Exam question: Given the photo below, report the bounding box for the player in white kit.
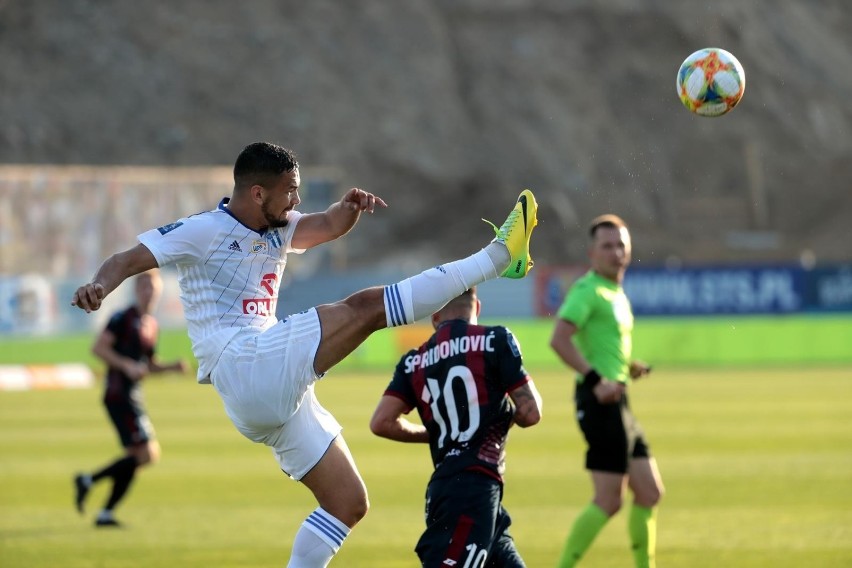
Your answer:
[71,142,538,567]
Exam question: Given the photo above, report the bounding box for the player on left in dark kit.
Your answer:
[74,269,188,527]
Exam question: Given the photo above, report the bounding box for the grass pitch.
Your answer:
[1,362,851,567]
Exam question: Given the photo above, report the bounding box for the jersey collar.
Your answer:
[217,197,270,236]
[435,318,471,331]
[589,270,622,290]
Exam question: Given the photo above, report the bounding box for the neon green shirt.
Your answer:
[557,270,634,383]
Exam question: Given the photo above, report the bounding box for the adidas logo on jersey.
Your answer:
[228,240,242,252]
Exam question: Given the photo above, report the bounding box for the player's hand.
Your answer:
[341,187,388,214]
[629,360,652,379]
[71,283,107,313]
[592,379,625,404]
[123,360,149,381]
[174,360,190,374]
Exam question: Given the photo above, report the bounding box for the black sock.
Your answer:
[92,455,136,483]
[97,456,138,510]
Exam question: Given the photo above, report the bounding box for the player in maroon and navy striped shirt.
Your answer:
[371,287,542,567]
[73,269,188,527]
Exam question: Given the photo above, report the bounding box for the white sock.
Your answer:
[383,243,508,327]
[287,508,350,568]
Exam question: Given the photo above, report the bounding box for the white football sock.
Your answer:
[484,240,511,272]
[384,243,507,327]
[287,508,350,568]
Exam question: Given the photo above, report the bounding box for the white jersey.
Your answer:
[138,198,306,382]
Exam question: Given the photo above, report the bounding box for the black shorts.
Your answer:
[416,471,525,568]
[574,381,650,474]
[105,402,154,448]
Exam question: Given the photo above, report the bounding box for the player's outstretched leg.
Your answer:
[312,190,539,374]
[383,189,539,328]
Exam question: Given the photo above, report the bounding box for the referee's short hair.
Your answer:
[589,214,627,238]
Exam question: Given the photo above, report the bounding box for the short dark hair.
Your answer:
[589,214,627,238]
[233,142,299,190]
[438,287,477,314]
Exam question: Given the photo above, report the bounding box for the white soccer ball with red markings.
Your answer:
[676,47,745,117]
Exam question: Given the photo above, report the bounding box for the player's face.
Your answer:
[260,169,301,228]
[589,226,632,282]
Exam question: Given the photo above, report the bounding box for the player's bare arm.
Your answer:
[292,187,388,250]
[71,244,158,313]
[508,382,543,428]
[369,395,429,443]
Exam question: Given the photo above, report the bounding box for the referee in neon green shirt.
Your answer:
[550,214,663,568]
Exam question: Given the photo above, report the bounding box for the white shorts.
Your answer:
[210,308,342,480]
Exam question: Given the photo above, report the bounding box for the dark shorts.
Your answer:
[575,381,650,474]
[416,471,525,568]
[105,402,154,448]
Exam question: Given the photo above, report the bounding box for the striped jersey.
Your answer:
[137,198,305,382]
[384,319,531,483]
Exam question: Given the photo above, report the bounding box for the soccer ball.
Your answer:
[676,47,745,117]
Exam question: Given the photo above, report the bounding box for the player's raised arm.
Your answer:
[291,187,387,250]
[71,244,158,313]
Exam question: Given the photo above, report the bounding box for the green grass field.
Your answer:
[2,343,852,566]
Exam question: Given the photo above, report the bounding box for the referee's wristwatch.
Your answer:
[583,369,602,387]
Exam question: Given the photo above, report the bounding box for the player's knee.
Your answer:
[648,482,664,506]
[635,483,663,508]
[355,493,370,523]
[147,450,161,466]
[595,494,623,516]
[134,442,160,466]
[340,492,370,527]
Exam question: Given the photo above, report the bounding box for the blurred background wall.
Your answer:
[1,0,850,365]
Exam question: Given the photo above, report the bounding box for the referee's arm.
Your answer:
[550,318,593,376]
[550,318,624,404]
